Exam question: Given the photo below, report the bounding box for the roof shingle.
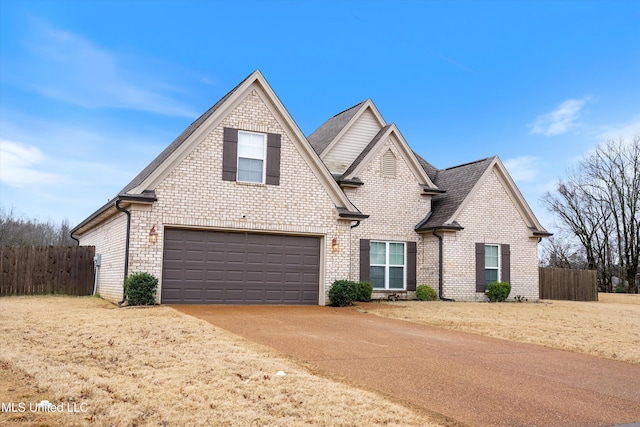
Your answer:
[416,157,495,230]
[307,101,365,155]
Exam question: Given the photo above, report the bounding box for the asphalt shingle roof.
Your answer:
[307,101,365,155]
[120,72,253,194]
[416,157,495,230]
[413,152,439,183]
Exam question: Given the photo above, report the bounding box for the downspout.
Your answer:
[115,199,131,306]
[432,229,454,301]
[348,221,360,281]
[70,233,80,245]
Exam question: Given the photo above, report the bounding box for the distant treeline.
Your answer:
[0,206,76,246]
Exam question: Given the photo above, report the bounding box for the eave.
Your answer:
[71,191,157,237]
[421,186,446,196]
[336,207,370,220]
[335,175,364,188]
[530,227,553,238]
[415,221,464,233]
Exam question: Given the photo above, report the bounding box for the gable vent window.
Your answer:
[382,149,396,177]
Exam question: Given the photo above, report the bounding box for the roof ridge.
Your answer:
[330,100,366,118]
[442,156,494,171]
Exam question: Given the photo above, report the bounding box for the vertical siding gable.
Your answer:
[322,108,383,174]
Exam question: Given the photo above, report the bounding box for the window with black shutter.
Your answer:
[222,127,281,185]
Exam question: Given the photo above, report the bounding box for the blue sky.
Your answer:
[1,0,639,232]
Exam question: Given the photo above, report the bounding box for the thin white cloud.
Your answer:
[8,20,201,118]
[503,156,539,182]
[529,97,591,136]
[596,116,640,142]
[0,139,69,188]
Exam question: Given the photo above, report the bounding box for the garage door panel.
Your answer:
[204,289,223,301]
[226,270,245,282]
[246,271,266,282]
[162,229,320,304]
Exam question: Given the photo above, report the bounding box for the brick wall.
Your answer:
[440,168,540,301]
[79,214,127,303]
[122,88,350,303]
[79,86,539,305]
[344,136,432,296]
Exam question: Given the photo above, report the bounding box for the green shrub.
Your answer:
[486,281,511,302]
[356,281,373,302]
[124,272,158,306]
[415,285,437,301]
[615,286,626,293]
[328,280,358,307]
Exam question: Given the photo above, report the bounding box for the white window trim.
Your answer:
[485,244,500,285]
[237,131,266,184]
[371,241,406,290]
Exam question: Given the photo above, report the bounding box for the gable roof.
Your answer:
[308,99,386,159]
[307,101,365,155]
[340,124,439,190]
[72,70,366,235]
[416,157,494,231]
[341,124,392,177]
[121,74,252,195]
[415,156,550,236]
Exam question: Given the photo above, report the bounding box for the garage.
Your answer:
[161,228,321,304]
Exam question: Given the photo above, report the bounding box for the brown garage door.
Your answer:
[161,229,320,304]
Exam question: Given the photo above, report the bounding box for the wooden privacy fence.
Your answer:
[539,267,598,301]
[0,246,95,296]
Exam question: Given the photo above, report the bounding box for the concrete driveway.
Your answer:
[171,304,640,427]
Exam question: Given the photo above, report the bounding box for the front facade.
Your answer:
[72,71,550,305]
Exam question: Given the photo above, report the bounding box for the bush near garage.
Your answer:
[329,280,358,307]
[124,272,158,306]
[486,281,512,302]
[415,285,437,301]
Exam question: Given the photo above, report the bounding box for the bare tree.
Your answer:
[539,231,587,269]
[0,205,76,246]
[543,136,640,293]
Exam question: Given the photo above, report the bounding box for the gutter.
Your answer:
[114,199,131,306]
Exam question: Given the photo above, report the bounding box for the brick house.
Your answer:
[71,70,551,305]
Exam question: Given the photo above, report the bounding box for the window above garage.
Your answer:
[223,127,281,185]
[237,131,266,183]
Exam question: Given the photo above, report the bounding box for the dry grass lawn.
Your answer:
[361,293,640,365]
[0,296,442,427]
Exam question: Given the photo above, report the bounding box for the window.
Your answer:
[370,241,405,289]
[223,128,281,185]
[237,131,266,183]
[485,244,499,286]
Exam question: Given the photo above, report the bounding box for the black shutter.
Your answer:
[407,242,417,291]
[475,243,485,293]
[222,127,238,181]
[266,133,281,185]
[501,244,511,284]
[360,239,370,282]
